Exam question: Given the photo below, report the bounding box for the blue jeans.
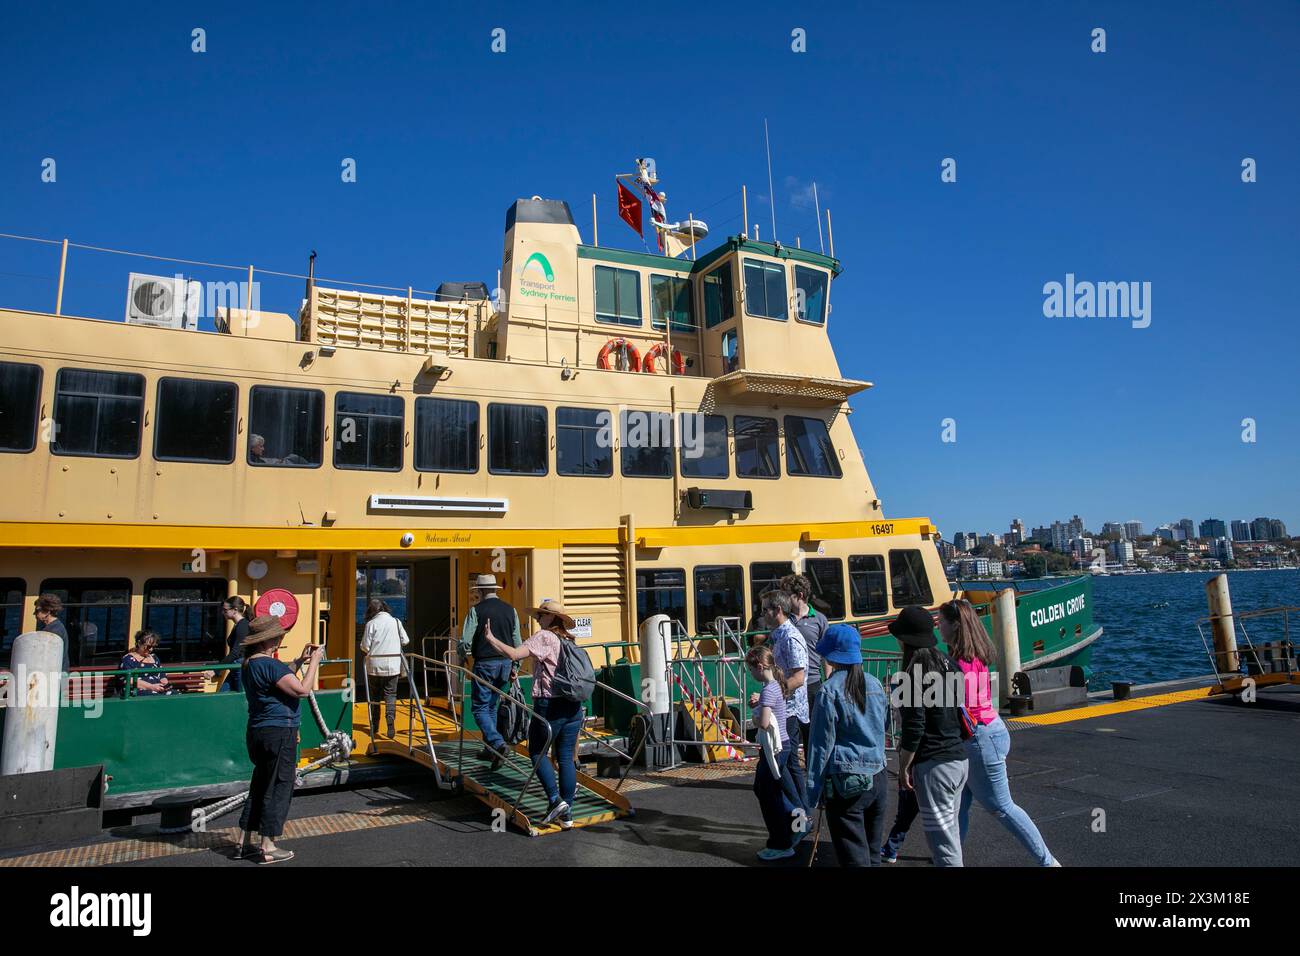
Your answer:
[471,658,513,751]
[883,785,919,858]
[959,717,1054,866]
[529,696,585,807]
[753,745,803,850]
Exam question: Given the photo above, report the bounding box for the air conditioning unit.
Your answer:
[125,273,201,329]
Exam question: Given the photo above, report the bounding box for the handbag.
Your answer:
[497,676,529,745]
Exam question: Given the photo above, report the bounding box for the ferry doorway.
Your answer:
[355,557,453,695]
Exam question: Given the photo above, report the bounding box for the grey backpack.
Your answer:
[551,639,596,703]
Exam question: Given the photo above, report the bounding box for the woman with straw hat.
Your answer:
[484,597,583,829]
[233,614,323,864]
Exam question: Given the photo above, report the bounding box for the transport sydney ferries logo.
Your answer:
[518,251,576,304]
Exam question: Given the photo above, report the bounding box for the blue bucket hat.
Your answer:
[816,623,863,666]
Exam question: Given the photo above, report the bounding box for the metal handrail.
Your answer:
[360,650,446,789]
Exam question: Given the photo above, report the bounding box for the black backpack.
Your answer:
[497,676,528,745]
[551,639,596,703]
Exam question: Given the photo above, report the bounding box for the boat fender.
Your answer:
[597,338,641,372]
[641,343,685,375]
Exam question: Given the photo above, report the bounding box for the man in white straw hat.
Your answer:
[457,573,522,770]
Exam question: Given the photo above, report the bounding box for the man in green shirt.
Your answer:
[457,575,522,769]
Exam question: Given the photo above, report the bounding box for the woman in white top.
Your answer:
[360,599,409,740]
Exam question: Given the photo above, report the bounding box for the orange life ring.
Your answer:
[641,343,686,375]
[597,338,641,372]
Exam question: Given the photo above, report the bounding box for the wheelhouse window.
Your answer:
[38,578,131,668]
[794,265,828,324]
[0,362,41,453]
[694,565,744,635]
[650,274,695,333]
[721,330,739,373]
[785,416,841,478]
[636,568,687,633]
[556,407,613,477]
[414,397,478,473]
[488,403,548,475]
[849,555,888,616]
[702,264,734,329]
[679,413,728,479]
[143,579,227,663]
[52,368,144,459]
[621,409,673,479]
[743,258,787,320]
[805,558,846,620]
[749,561,794,626]
[734,415,779,478]
[248,386,324,467]
[334,392,403,472]
[154,377,238,463]
[594,265,642,326]
[0,579,25,669]
[889,549,934,607]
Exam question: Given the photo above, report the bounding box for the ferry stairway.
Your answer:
[353,655,641,837]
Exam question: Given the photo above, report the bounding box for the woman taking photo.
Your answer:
[484,598,584,829]
[234,614,323,864]
[744,644,803,861]
[804,624,889,866]
[890,605,969,867]
[359,598,410,742]
[941,599,1059,866]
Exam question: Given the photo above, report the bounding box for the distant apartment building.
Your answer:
[1252,517,1273,541]
[953,531,978,551]
[1006,519,1025,547]
[1101,521,1127,539]
[1123,520,1144,540]
[1031,526,1052,545]
[1214,537,1234,563]
[1109,540,1134,564]
[1067,515,1085,538]
[957,557,991,578]
[1199,518,1226,539]
[978,533,1003,550]
[1178,518,1196,541]
[987,560,1004,578]
[1270,518,1288,540]
[1231,520,1252,542]
[1050,522,1070,552]
[1069,537,1094,560]
[936,538,958,561]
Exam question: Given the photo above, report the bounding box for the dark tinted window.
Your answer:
[679,413,728,478]
[143,579,227,663]
[335,392,403,471]
[248,386,324,467]
[414,397,478,473]
[694,565,744,635]
[0,579,25,668]
[703,264,734,329]
[556,407,613,477]
[735,415,779,478]
[488,403,547,475]
[785,416,841,478]
[52,368,144,459]
[849,555,888,616]
[0,362,41,453]
[749,561,794,625]
[721,329,739,373]
[889,549,934,607]
[650,274,694,332]
[39,578,131,667]
[621,409,673,478]
[794,265,828,324]
[743,258,787,320]
[636,568,686,633]
[805,558,845,620]
[154,378,237,463]
[594,265,641,326]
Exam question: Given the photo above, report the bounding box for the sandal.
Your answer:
[258,848,295,865]
[233,842,257,860]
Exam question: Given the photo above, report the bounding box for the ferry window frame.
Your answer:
[702,263,735,330]
[413,396,479,474]
[888,549,934,608]
[593,265,643,327]
[0,578,25,669]
[679,413,729,479]
[333,391,404,473]
[805,557,846,620]
[620,409,674,479]
[749,561,795,626]
[693,565,745,636]
[635,567,687,633]
[734,415,780,479]
[848,554,888,616]
[38,577,132,668]
[556,406,613,478]
[487,402,549,476]
[793,265,829,325]
[153,376,239,465]
[247,385,325,469]
[51,367,145,460]
[742,258,788,321]
[650,273,695,333]
[721,329,739,373]
[0,361,42,454]
[784,415,842,479]
[143,578,228,664]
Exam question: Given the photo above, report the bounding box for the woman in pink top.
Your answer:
[941,599,1059,866]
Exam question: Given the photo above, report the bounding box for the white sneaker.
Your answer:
[542,800,570,825]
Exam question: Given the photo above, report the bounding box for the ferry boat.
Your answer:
[0,160,1099,816]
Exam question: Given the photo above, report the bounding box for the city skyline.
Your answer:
[941,511,1290,541]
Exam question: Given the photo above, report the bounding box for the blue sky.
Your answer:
[2,1,1297,537]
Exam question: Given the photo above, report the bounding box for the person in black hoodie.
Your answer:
[888,605,970,867]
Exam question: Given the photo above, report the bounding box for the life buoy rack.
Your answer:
[597,338,641,372]
[641,343,686,375]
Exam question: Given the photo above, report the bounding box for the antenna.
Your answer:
[813,182,824,255]
[764,119,777,241]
